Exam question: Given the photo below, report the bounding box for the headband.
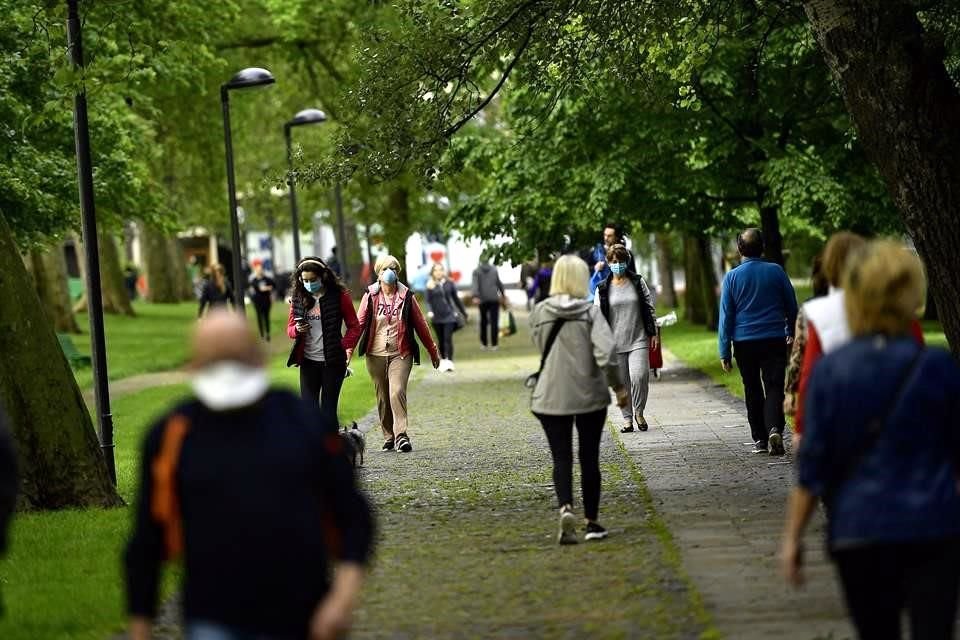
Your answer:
[298,259,326,271]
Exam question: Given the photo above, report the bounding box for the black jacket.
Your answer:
[124,391,374,636]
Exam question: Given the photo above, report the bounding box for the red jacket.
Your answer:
[286,289,361,365]
[345,283,438,364]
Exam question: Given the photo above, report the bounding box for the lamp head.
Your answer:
[224,67,276,90]
[287,108,327,128]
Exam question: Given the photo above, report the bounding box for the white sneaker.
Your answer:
[558,505,578,545]
[446,360,455,372]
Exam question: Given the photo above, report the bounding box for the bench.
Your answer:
[57,333,92,368]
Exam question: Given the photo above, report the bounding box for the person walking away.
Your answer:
[197,263,233,317]
[0,406,17,618]
[783,251,829,423]
[718,228,798,456]
[588,222,637,300]
[594,244,658,433]
[472,254,506,351]
[326,246,343,278]
[125,310,374,640]
[530,255,629,545]
[248,260,275,341]
[791,232,925,451]
[287,257,361,427]
[528,259,554,304]
[781,240,960,640]
[345,255,440,453]
[426,263,467,372]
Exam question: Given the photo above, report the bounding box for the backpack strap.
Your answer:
[151,414,191,561]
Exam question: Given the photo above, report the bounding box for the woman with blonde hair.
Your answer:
[344,255,440,453]
[782,240,960,639]
[530,254,628,544]
[425,262,468,372]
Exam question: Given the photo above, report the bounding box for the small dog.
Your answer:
[340,421,365,468]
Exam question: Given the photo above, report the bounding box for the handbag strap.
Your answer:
[536,319,568,376]
[825,347,925,500]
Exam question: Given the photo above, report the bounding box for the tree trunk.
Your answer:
[142,224,179,303]
[27,245,81,334]
[98,229,135,316]
[805,0,960,357]
[683,233,719,329]
[167,236,193,301]
[385,186,411,276]
[655,232,677,309]
[760,206,785,267]
[0,214,122,509]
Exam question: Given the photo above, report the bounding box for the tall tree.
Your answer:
[804,0,960,358]
[0,214,120,508]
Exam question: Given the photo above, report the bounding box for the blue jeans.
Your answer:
[186,621,294,640]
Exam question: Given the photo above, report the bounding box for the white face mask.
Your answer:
[191,361,269,411]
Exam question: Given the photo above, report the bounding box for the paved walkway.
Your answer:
[621,352,853,640]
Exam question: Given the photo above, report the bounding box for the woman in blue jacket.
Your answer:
[781,240,960,640]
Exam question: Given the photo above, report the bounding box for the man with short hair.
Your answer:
[588,222,637,300]
[125,310,373,640]
[718,228,798,456]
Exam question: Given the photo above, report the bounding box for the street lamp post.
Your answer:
[66,0,115,485]
[284,109,327,264]
[221,67,275,310]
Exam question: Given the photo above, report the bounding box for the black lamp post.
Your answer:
[284,108,326,263]
[66,0,115,485]
[221,67,275,310]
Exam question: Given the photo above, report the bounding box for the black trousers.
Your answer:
[479,301,500,347]
[432,321,455,360]
[733,338,788,443]
[299,358,346,428]
[253,300,271,339]
[534,409,606,521]
[833,540,960,640]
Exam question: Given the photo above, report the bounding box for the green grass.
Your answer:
[663,292,950,400]
[70,301,291,389]
[0,349,376,640]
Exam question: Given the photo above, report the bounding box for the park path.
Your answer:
[620,353,854,640]
[350,328,708,639]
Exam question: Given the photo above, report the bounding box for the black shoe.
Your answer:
[396,434,412,453]
[637,419,649,432]
[381,439,395,452]
[584,521,608,541]
[620,422,634,433]
[769,431,785,456]
[752,440,768,454]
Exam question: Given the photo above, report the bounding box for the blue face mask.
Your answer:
[380,268,398,285]
[610,263,627,276]
[303,279,322,294]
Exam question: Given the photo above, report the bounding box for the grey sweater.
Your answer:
[529,296,622,415]
[472,264,504,303]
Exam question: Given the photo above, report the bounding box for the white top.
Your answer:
[803,288,850,354]
[303,296,325,362]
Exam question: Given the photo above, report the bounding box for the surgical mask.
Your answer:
[191,361,269,411]
[610,263,627,276]
[380,268,398,285]
[303,279,322,294]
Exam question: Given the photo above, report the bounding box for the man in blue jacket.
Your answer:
[718,228,798,456]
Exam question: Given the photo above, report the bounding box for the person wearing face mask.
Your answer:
[594,244,659,433]
[125,310,374,640]
[587,222,636,301]
[287,257,361,428]
[345,255,440,453]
